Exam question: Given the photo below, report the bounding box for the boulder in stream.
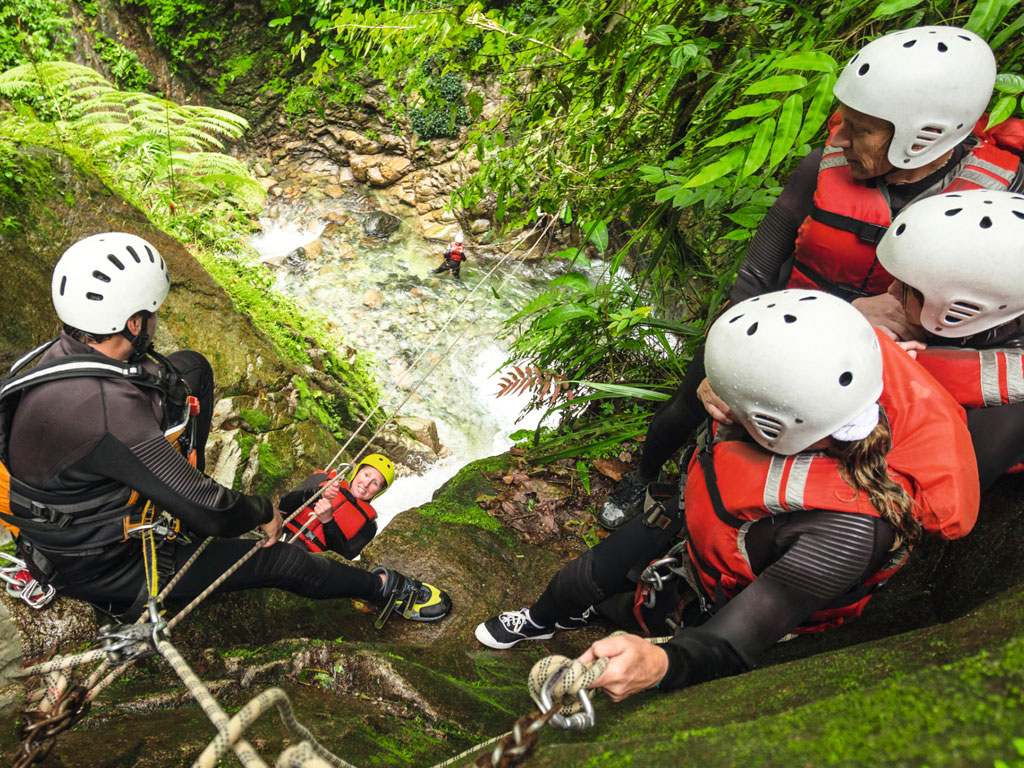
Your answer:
[362,210,401,239]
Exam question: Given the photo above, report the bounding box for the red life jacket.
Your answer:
[284,475,377,554]
[447,242,465,261]
[787,115,1021,299]
[915,347,1024,474]
[684,331,979,633]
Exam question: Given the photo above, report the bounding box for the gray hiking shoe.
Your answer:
[597,471,649,529]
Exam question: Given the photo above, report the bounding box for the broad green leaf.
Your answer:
[655,183,682,203]
[705,124,760,148]
[776,52,837,73]
[683,146,745,188]
[995,73,1024,95]
[576,460,591,494]
[743,75,807,96]
[466,91,484,120]
[536,305,597,330]
[673,187,699,208]
[740,118,775,179]
[700,6,730,22]
[721,228,754,241]
[992,14,1024,50]
[585,219,610,253]
[986,96,1018,130]
[965,0,1019,40]
[550,273,593,293]
[724,212,763,228]
[644,24,675,46]
[723,100,780,120]
[639,165,665,184]
[797,72,837,145]
[870,0,925,17]
[769,94,803,168]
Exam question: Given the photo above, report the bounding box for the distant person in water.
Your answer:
[432,232,466,280]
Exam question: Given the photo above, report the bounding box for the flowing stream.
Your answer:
[250,187,588,527]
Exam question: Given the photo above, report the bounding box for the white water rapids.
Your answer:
[248,188,591,528]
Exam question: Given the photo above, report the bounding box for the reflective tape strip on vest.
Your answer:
[915,348,1024,409]
[788,131,1020,298]
[683,331,979,632]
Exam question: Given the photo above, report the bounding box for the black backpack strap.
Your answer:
[695,420,746,530]
[809,204,888,245]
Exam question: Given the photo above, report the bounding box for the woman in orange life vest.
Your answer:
[476,290,978,700]
[281,453,453,623]
[598,25,1024,531]
[873,189,1024,492]
[431,232,466,280]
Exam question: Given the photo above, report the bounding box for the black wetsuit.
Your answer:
[7,333,380,618]
[529,499,896,690]
[636,144,1024,486]
[432,247,464,279]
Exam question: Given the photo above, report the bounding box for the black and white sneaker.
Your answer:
[597,471,650,530]
[475,608,554,649]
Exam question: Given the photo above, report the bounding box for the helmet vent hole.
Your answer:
[958,34,971,41]
[839,371,853,387]
[895,223,906,235]
[795,418,804,424]
[798,295,817,301]
[160,257,165,270]
[59,276,66,296]
[857,63,870,76]
[783,314,796,323]
[937,42,948,52]
[746,322,759,336]
[850,53,859,64]
[1000,304,1008,310]
[145,246,155,263]
[902,39,916,48]
[1012,211,1024,220]
[728,314,743,323]
[126,246,141,263]
[751,414,783,440]
[86,292,103,301]
[945,302,981,324]
[92,270,111,283]
[767,303,775,308]
[944,208,962,217]
[107,254,125,270]
[980,216,993,229]
[957,123,963,129]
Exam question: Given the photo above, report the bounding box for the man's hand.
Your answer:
[697,377,733,424]
[260,508,283,547]
[852,292,922,341]
[578,634,669,702]
[313,498,333,523]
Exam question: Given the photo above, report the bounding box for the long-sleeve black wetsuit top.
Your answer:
[730,142,1024,305]
[7,333,272,584]
[658,508,897,691]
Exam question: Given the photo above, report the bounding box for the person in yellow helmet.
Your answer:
[280,453,452,624]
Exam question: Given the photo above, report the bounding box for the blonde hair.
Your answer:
[825,409,920,550]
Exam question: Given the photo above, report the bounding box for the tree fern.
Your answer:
[0,61,262,217]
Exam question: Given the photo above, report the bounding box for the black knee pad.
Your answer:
[550,550,605,607]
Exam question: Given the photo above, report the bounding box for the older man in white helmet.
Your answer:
[599,25,1024,530]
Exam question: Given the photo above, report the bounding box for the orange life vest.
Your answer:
[684,331,979,633]
[447,242,465,261]
[284,475,377,554]
[787,115,1021,299]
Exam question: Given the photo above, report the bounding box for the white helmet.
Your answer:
[877,190,1024,337]
[705,290,883,455]
[52,232,169,334]
[455,232,464,244]
[833,26,995,169]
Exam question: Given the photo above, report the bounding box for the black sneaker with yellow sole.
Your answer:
[372,567,452,628]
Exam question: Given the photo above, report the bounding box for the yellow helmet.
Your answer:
[349,453,394,499]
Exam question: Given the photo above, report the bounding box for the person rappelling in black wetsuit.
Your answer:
[431,232,466,279]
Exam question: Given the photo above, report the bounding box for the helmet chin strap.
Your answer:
[121,311,153,362]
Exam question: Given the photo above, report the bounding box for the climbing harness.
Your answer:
[0,551,55,609]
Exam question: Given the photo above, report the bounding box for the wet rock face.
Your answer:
[362,210,401,239]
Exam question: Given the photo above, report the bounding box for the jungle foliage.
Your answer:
[270,0,1024,457]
